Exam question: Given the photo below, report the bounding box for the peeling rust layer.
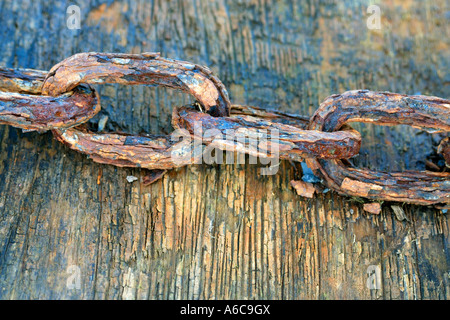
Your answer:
[0,67,46,94]
[230,104,310,128]
[0,67,101,131]
[52,127,204,170]
[309,90,450,205]
[49,105,310,170]
[290,180,316,198]
[438,137,450,168]
[174,105,361,160]
[309,90,450,132]
[42,52,231,117]
[52,104,360,174]
[363,202,382,215]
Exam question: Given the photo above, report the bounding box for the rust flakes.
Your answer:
[290,180,316,198]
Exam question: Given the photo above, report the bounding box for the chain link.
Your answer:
[0,67,100,131]
[41,52,231,117]
[308,90,450,205]
[0,52,448,206]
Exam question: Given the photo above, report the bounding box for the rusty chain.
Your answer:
[0,67,100,131]
[0,52,448,207]
[308,90,450,205]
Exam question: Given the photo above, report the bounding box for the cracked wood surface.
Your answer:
[0,0,449,299]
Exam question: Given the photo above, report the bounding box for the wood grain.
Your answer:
[0,0,448,300]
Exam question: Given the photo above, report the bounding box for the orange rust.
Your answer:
[2,56,448,202]
[309,90,450,205]
[41,52,231,117]
[363,203,382,215]
[0,67,100,131]
[290,180,316,198]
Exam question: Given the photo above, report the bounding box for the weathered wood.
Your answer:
[0,0,449,300]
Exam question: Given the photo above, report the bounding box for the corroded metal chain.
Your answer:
[0,52,448,207]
